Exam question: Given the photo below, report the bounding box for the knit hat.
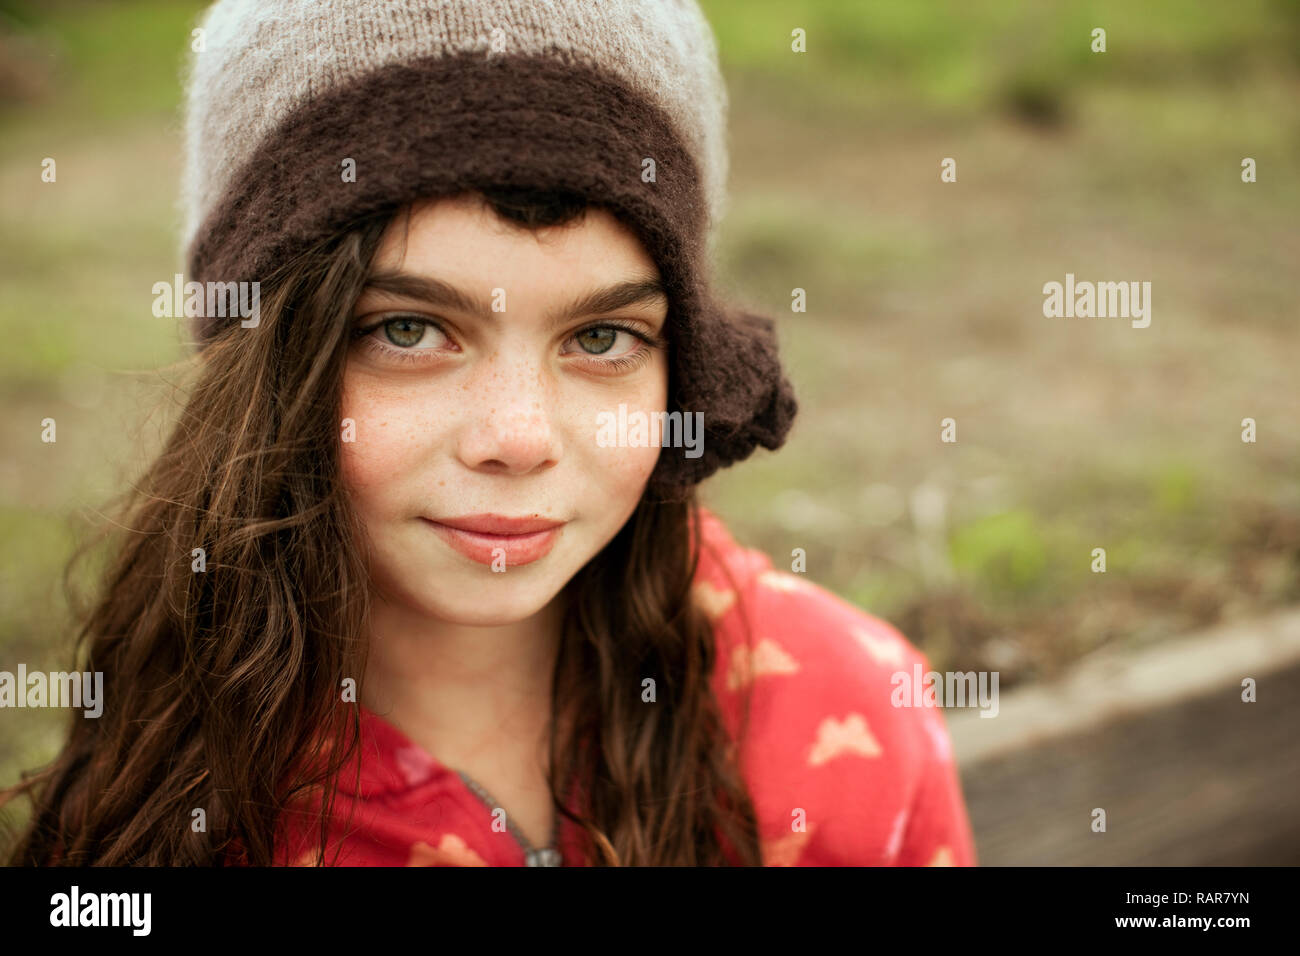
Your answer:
[180,0,796,494]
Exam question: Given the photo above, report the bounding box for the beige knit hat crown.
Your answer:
[181,0,731,272]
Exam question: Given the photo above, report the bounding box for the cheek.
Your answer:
[338,372,434,511]
[590,430,663,488]
[578,362,669,494]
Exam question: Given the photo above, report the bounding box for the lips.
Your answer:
[420,513,565,567]
[433,514,564,535]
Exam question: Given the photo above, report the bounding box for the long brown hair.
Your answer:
[0,188,762,866]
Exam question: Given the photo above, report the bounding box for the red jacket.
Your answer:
[267,508,977,866]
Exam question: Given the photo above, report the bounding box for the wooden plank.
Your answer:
[945,609,1300,865]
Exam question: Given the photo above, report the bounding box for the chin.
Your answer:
[397,569,568,627]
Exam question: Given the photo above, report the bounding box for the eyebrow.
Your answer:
[357,270,669,330]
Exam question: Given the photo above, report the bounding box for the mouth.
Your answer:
[420,514,565,567]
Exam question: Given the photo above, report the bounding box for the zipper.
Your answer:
[456,769,563,867]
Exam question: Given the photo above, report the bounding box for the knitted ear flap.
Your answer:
[645,297,798,498]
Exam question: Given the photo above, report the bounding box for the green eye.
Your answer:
[575,327,617,354]
[383,318,426,347]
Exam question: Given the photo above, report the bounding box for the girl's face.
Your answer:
[340,195,670,626]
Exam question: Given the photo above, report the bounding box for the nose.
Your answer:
[455,353,561,477]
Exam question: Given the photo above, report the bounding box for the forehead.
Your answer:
[372,195,660,286]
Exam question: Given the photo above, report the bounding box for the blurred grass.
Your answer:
[1,0,195,127]
[1,0,1299,794]
[705,0,1300,117]
[698,0,1300,679]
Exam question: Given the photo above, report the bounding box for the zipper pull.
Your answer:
[526,847,563,867]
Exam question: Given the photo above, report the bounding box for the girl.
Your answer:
[1,0,976,867]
